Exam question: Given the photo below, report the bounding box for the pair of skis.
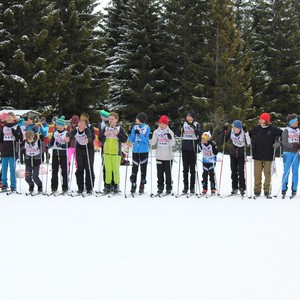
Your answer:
[26,191,43,197]
[150,192,173,198]
[125,192,145,198]
[46,191,68,197]
[95,190,121,198]
[279,193,296,200]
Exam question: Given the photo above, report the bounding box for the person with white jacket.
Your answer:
[150,115,175,194]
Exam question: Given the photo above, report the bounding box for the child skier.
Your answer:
[38,117,50,163]
[25,116,38,134]
[47,115,69,194]
[68,118,94,194]
[80,113,95,186]
[150,115,175,195]
[199,131,218,194]
[224,120,249,196]
[99,112,127,193]
[22,130,43,194]
[66,115,79,172]
[0,112,23,192]
[99,110,110,131]
[98,110,112,189]
[280,113,300,197]
[181,111,201,194]
[128,112,150,194]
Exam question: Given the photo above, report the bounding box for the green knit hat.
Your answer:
[99,110,110,118]
[56,115,66,126]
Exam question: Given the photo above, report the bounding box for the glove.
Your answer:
[11,128,18,136]
[149,132,153,139]
[189,122,195,129]
[166,133,172,139]
[273,142,281,149]
[134,129,139,135]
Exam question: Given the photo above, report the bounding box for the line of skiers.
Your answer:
[0,110,299,197]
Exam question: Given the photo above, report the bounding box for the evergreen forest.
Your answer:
[0,0,299,131]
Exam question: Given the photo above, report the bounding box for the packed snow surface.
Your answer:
[1,152,300,300]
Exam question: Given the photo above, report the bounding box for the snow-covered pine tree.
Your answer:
[102,0,130,114]
[104,0,165,122]
[250,0,300,122]
[201,0,253,121]
[52,0,107,117]
[0,0,62,108]
[162,0,210,123]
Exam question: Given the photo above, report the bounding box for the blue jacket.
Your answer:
[39,122,49,138]
[26,123,38,134]
[129,123,150,153]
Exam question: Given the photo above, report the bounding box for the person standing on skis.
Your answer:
[223,120,249,196]
[280,113,300,197]
[249,112,282,198]
[181,111,201,194]
[128,112,150,194]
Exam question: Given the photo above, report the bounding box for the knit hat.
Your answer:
[100,110,110,118]
[0,112,7,121]
[136,112,147,123]
[56,115,66,127]
[287,113,298,126]
[232,120,242,129]
[202,131,212,141]
[187,110,196,119]
[158,115,168,125]
[259,112,270,122]
[71,115,79,125]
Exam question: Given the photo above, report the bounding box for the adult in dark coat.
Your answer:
[249,112,282,197]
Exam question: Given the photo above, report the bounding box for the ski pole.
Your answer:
[176,129,183,197]
[249,143,253,199]
[85,144,94,194]
[124,145,130,197]
[17,141,22,194]
[218,128,227,195]
[268,146,277,196]
[97,150,104,193]
[149,141,153,196]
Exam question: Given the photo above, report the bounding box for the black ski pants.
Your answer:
[75,147,94,192]
[230,155,246,190]
[156,159,173,192]
[130,152,148,184]
[182,150,197,189]
[51,154,68,191]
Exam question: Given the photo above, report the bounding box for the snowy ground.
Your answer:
[1,151,300,300]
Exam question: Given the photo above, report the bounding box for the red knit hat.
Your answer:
[71,115,79,125]
[158,115,168,125]
[259,112,271,122]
